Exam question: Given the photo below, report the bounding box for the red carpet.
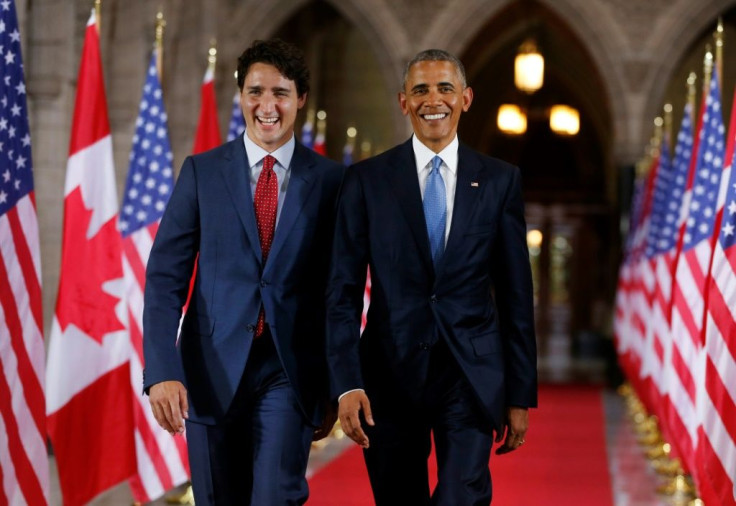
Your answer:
[308,384,613,505]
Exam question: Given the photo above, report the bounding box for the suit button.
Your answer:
[260,280,267,287]
[246,324,255,332]
[419,342,430,350]
[430,295,438,303]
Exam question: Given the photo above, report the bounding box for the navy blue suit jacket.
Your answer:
[143,137,343,426]
[326,139,537,431]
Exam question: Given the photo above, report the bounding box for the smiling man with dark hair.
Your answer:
[327,48,538,505]
[144,39,341,505]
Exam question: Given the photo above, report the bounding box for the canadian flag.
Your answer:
[192,63,222,154]
[45,11,136,505]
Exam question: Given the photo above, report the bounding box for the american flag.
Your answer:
[669,69,725,475]
[0,1,48,504]
[614,176,646,381]
[120,50,190,502]
[227,91,245,141]
[700,81,736,505]
[301,110,314,148]
[650,104,696,453]
[638,137,672,415]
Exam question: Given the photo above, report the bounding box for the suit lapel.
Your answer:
[437,144,484,277]
[386,140,434,276]
[265,143,317,273]
[220,139,263,264]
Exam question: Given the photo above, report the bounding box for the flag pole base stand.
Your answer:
[651,456,683,476]
[656,474,696,499]
[166,484,194,504]
[687,499,705,506]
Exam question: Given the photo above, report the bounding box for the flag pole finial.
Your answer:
[714,18,724,89]
[208,39,217,72]
[687,71,697,122]
[703,44,714,95]
[663,103,673,146]
[94,0,102,35]
[155,10,165,79]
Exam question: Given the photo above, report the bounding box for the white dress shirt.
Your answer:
[243,130,294,226]
[413,134,458,244]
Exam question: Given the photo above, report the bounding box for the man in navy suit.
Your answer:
[143,39,341,505]
[327,49,537,505]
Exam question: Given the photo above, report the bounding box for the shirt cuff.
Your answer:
[338,388,365,402]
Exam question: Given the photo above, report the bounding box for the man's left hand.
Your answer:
[495,406,529,455]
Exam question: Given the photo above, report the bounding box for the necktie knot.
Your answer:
[262,154,276,172]
[431,155,442,173]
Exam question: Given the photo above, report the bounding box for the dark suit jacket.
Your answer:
[326,138,537,431]
[143,138,343,426]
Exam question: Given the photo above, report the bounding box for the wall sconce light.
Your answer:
[497,104,527,135]
[514,39,544,93]
[549,105,580,135]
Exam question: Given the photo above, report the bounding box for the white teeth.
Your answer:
[259,117,278,124]
[423,113,446,120]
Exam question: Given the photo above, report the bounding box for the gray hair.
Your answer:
[401,49,468,90]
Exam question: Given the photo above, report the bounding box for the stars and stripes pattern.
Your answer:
[227,91,245,141]
[638,137,671,415]
[120,49,190,503]
[700,80,736,504]
[0,1,49,504]
[669,69,725,474]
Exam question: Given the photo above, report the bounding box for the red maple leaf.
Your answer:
[55,187,125,343]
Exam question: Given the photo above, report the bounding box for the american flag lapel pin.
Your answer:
[471,182,479,187]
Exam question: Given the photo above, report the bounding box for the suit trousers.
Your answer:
[185,331,313,505]
[363,340,495,506]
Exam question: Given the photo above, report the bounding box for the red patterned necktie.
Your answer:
[253,154,278,337]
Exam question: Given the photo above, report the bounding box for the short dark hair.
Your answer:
[236,39,310,97]
[402,49,468,90]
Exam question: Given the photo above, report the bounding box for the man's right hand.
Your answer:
[338,390,374,448]
[149,381,188,435]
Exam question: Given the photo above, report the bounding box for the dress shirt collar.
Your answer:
[243,129,295,170]
[412,134,459,175]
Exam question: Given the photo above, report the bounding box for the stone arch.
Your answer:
[419,0,630,164]
[226,0,410,141]
[641,0,736,138]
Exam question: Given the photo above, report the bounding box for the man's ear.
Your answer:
[462,87,473,112]
[398,92,409,116]
[297,93,307,110]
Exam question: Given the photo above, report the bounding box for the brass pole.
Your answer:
[664,103,673,148]
[155,10,166,80]
[687,72,697,124]
[94,0,101,36]
[715,18,724,89]
[704,44,714,98]
[208,39,217,74]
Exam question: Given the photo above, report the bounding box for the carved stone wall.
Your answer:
[21,0,736,334]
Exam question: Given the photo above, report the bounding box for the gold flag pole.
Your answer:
[715,18,724,89]
[663,103,673,148]
[687,72,697,124]
[208,39,217,74]
[704,44,714,97]
[94,0,101,35]
[155,10,165,80]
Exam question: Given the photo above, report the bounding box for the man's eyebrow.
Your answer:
[410,83,429,92]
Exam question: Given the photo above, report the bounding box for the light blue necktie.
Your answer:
[423,155,446,267]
